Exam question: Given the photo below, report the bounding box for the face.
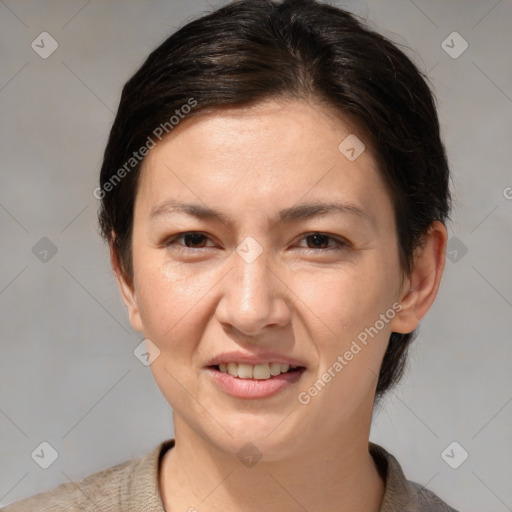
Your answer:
[117,98,417,460]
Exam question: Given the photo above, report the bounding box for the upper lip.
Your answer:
[206,351,307,368]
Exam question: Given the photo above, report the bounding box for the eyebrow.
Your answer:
[149,199,370,226]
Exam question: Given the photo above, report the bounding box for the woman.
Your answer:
[3,0,459,510]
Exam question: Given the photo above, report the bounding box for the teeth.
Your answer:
[270,362,282,376]
[237,363,253,379]
[227,362,238,377]
[253,364,270,379]
[216,362,298,379]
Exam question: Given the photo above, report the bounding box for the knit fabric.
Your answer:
[2,440,459,511]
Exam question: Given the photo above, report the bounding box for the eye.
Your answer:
[162,231,350,252]
[164,232,215,249]
[297,232,350,251]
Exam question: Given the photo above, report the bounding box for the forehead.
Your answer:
[135,98,393,229]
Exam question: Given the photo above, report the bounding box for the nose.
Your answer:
[215,248,291,337]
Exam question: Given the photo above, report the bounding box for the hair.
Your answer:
[98,0,451,403]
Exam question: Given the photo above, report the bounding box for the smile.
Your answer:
[215,362,300,379]
[207,364,306,399]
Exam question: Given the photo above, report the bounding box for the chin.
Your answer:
[196,414,304,462]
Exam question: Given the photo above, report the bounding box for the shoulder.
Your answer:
[1,457,138,512]
[407,480,461,512]
[1,440,173,512]
[369,442,461,512]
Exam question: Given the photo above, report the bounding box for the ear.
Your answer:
[390,221,448,334]
[110,241,144,333]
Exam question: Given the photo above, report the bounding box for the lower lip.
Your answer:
[206,367,306,399]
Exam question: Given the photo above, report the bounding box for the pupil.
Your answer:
[185,234,206,248]
[308,234,328,248]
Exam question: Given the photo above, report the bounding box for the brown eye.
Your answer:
[182,233,208,248]
[305,233,331,249]
[164,232,214,249]
[299,233,349,251]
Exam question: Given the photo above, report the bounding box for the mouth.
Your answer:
[209,362,305,380]
[206,362,306,399]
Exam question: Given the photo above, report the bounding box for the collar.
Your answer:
[128,439,440,512]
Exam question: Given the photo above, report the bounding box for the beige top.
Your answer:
[2,439,459,511]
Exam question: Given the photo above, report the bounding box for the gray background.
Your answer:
[1,0,511,510]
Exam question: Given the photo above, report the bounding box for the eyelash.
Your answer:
[163,232,350,252]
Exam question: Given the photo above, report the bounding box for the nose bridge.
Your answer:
[237,249,272,303]
[218,240,289,334]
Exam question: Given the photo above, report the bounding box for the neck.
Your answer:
[159,406,385,512]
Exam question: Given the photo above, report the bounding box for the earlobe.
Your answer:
[110,243,144,333]
[390,221,448,334]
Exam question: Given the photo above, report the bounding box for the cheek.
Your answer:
[291,258,399,338]
[134,258,214,351]
[289,255,399,399]
[292,268,394,425]
[134,261,217,404]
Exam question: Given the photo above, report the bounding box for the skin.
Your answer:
[113,98,447,512]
